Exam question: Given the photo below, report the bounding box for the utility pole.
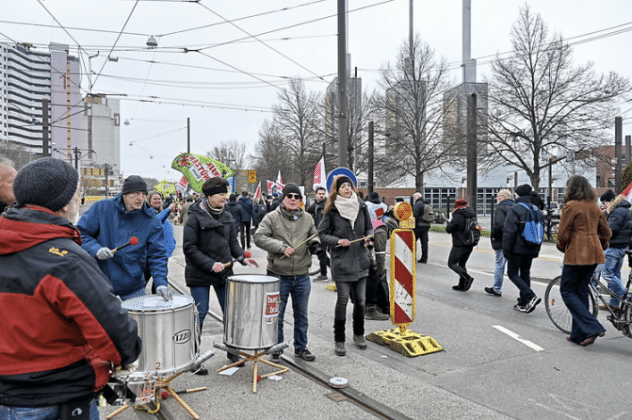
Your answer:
[187,117,191,154]
[42,98,49,157]
[104,163,109,197]
[74,147,80,170]
[466,94,477,214]
[368,121,374,194]
[337,0,348,168]
[615,116,622,192]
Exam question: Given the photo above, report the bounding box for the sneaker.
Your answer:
[484,287,502,297]
[525,296,542,314]
[313,275,328,282]
[294,347,316,362]
[418,259,427,264]
[193,365,209,376]
[353,335,367,349]
[335,341,346,356]
[365,305,389,320]
[513,303,527,312]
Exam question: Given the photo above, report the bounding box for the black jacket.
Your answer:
[318,200,373,282]
[183,202,244,287]
[307,199,326,229]
[490,198,515,250]
[502,196,543,257]
[445,207,477,247]
[606,200,632,248]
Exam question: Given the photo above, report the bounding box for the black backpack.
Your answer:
[458,216,481,247]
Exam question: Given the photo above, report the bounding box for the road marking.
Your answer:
[493,325,544,351]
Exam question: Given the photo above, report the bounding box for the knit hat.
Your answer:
[600,189,616,202]
[13,157,79,211]
[334,175,352,192]
[454,199,468,208]
[369,191,379,202]
[282,183,302,200]
[514,184,532,197]
[229,193,237,202]
[121,175,148,195]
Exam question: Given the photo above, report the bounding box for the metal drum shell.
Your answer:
[122,294,196,376]
[224,275,280,350]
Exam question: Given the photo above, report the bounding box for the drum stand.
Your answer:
[216,348,289,393]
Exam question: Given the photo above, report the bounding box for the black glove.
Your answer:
[308,241,320,255]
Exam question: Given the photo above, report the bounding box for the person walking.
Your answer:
[412,192,431,263]
[502,184,544,313]
[485,189,515,297]
[77,175,173,302]
[0,158,141,420]
[595,190,631,311]
[237,191,254,249]
[255,184,321,362]
[557,175,611,345]
[445,199,476,291]
[307,186,330,281]
[226,193,242,237]
[318,175,373,356]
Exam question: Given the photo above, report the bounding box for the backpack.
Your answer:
[421,204,434,223]
[459,216,481,247]
[518,202,544,245]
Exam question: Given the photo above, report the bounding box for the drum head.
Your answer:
[122,294,194,311]
[228,274,279,284]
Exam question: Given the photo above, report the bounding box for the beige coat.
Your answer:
[556,199,611,265]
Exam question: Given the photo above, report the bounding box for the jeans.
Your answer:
[0,400,98,420]
[506,254,535,305]
[493,249,507,293]
[190,284,226,326]
[334,278,367,341]
[597,246,628,307]
[560,264,605,344]
[277,274,311,352]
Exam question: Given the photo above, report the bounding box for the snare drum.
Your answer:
[122,294,197,376]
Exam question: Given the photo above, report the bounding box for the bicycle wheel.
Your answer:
[544,275,598,334]
[624,301,632,338]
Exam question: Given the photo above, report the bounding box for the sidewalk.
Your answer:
[99,225,511,420]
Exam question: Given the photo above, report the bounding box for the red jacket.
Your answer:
[0,205,141,407]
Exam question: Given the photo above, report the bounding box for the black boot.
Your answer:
[462,273,474,291]
[452,276,465,291]
[334,319,346,356]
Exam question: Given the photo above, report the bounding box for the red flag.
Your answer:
[313,156,326,190]
[253,182,262,202]
[267,180,274,195]
[176,175,188,196]
[622,181,632,203]
[275,171,285,191]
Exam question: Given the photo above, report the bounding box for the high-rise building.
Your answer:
[0,42,84,163]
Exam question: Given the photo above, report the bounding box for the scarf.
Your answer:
[202,200,223,219]
[334,191,360,225]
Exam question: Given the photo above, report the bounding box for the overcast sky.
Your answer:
[3,0,632,181]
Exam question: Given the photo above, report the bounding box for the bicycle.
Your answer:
[544,252,632,338]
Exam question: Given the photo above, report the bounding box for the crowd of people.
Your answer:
[1,156,629,418]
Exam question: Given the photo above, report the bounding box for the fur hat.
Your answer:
[13,157,79,211]
[514,184,532,197]
[282,183,302,200]
[600,189,616,202]
[121,175,148,195]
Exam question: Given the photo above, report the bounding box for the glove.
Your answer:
[308,241,319,255]
[236,256,247,266]
[156,285,173,301]
[96,247,114,260]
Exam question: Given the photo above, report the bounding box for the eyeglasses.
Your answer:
[286,194,301,200]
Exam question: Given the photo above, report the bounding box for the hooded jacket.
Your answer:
[77,195,169,298]
[605,197,632,248]
[0,206,141,407]
[490,198,515,250]
[445,206,477,247]
[502,195,543,257]
[183,201,244,287]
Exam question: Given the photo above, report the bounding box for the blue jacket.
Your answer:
[237,196,255,223]
[77,195,169,298]
[155,207,176,257]
[606,199,632,248]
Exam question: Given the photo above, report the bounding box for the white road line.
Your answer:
[493,325,544,352]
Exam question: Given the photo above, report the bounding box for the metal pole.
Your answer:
[337,0,348,168]
[42,98,49,157]
[615,116,622,192]
[187,118,191,154]
[104,163,109,197]
[466,94,477,216]
[368,121,374,194]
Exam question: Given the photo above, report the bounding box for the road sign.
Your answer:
[247,170,257,183]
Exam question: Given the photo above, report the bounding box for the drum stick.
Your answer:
[280,234,317,258]
[175,387,208,395]
[221,251,252,269]
[335,235,372,247]
[112,237,139,254]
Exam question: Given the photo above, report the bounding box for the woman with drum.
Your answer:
[318,172,373,357]
[183,177,257,372]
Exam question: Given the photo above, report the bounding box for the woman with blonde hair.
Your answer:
[556,175,611,346]
[318,175,373,356]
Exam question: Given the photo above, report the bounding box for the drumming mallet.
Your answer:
[335,235,373,247]
[223,251,251,268]
[112,236,139,254]
[280,234,317,258]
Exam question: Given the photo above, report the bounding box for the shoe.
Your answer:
[193,365,209,376]
[227,353,242,364]
[484,287,502,297]
[598,303,619,312]
[525,296,542,314]
[580,331,605,346]
[513,303,527,312]
[462,276,474,292]
[418,259,427,264]
[365,305,389,320]
[353,335,367,349]
[294,347,316,362]
[452,285,464,291]
[335,341,346,356]
[313,275,328,282]
[271,352,282,362]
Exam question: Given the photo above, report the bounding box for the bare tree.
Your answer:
[207,140,247,173]
[485,5,630,189]
[379,35,456,191]
[252,119,292,190]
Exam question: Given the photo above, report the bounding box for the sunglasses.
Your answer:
[286,193,301,200]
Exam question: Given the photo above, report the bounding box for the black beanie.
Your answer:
[600,189,616,202]
[282,183,302,200]
[334,175,352,192]
[514,184,532,197]
[13,157,79,211]
[121,175,148,195]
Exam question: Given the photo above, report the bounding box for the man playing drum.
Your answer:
[0,158,141,420]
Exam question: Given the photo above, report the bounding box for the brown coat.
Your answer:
[556,199,611,265]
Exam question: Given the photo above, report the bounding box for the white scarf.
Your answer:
[334,191,359,225]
